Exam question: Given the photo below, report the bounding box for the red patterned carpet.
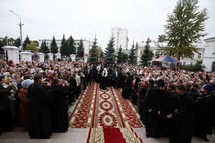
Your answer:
[69,82,143,142]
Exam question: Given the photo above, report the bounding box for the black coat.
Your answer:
[193,94,215,140]
[28,83,53,139]
[121,75,132,99]
[171,93,194,143]
[51,86,68,132]
[0,85,13,134]
[144,87,169,137]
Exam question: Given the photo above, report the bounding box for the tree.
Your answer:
[157,34,167,42]
[13,38,20,48]
[77,39,84,58]
[88,37,99,63]
[121,52,128,63]
[162,0,208,61]
[23,36,31,50]
[32,40,39,47]
[140,38,154,66]
[40,40,49,54]
[128,41,137,65]
[96,46,104,61]
[60,34,69,56]
[50,36,58,54]
[3,36,15,46]
[26,41,39,52]
[117,46,123,64]
[104,37,115,64]
[66,35,75,55]
[0,40,4,49]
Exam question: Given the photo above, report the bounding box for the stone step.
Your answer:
[1,127,215,143]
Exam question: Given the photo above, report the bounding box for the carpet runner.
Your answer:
[69,82,143,142]
[87,127,143,143]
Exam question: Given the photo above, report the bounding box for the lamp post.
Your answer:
[9,10,23,51]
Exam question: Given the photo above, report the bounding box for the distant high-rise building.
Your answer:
[111,27,128,50]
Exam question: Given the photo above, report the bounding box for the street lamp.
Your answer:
[9,10,23,51]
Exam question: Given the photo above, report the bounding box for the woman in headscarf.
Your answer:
[18,79,34,131]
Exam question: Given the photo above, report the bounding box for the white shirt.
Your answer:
[102,68,108,77]
[75,74,81,86]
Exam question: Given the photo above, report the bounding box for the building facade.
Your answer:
[38,39,91,56]
[136,41,205,66]
[111,27,128,50]
[202,37,215,72]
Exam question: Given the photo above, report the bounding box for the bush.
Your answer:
[180,61,204,72]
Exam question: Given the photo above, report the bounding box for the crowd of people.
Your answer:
[0,59,215,142]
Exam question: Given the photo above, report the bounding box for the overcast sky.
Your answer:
[0,0,214,48]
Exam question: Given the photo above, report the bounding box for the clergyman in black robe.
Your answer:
[50,78,68,132]
[28,74,53,139]
[144,79,169,137]
[193,84,215,141]
[167,84,194,143]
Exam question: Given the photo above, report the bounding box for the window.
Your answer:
[198,53,201,59]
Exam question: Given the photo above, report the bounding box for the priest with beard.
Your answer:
[193,84,215,142]
[99,67,108,90]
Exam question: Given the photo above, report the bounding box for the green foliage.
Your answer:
[180,61,204,71]
[60,34,69,56]
[157,35,167,42]
[26,41,39,52]
[14,38,20,48]
[50,36,58,54]
[117,46,123,63]
[2,36,16,46]
[128,42,137,65]
[96,46,104,61]
[77,39,84,58]
[32,40,39,47]
[140,38,154,66]
[104,37,116,64]
[23,36,31,50]
[121,52,128,63]
[39,40,49,54]
[163,0,208,61]
[88,37,99,63]
[66,35,75,55]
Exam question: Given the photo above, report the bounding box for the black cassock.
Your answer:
[193,94,215,141]
[0,85,13,134]
[28,83,53,139]
[170,93,194,143]
[121,75,132,99]
[144,88,169,137]
[51,86,68,132]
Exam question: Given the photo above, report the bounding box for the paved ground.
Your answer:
[1,89,215,143]
[0,127,215,143]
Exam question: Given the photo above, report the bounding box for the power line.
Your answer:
[0,17,17,26]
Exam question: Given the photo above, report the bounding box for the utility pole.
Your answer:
[9,10,23,51]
